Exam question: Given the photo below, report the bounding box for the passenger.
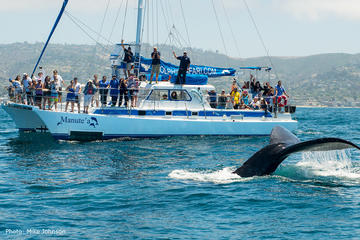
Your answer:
[49,79,59,111]
[250,97,261,110]
[162,94,168,100]
[233,88,241,109]
[83,79,96,114]
[132,78,140,107]
[34,79,43,109]
[119,78,128,107]
[127,74,138,107]
[65,80,75,112]
[92,74,100,107]
[250,77,256,98]
[37,71,45,84]
[22,73,33,105]
[99,76,109,107]
[217,90,228,109]
[7,79,15,101]
[239,99,251,110]
[43,76,51,110]
[109,75,119,107]
[241,90,249,105]
[74,77,82,113]
[121,40,134,78]
[51,70,65,103]
[150,47,161,84]
[231,80,237,92]
[31,77,37,105]
[275,80,289,98]
[253,81,263,97]
[208,89,217,108]
[173,51,190,84]
[262,82,270,96]
[13,75,23,103]
[171,91,178,100]
[242,81,249,89]
[260,98,268,112]
[274,80,289,112]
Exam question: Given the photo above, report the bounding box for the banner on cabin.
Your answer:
[139,57,235,78]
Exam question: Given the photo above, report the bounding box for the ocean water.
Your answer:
[1,107,360,239]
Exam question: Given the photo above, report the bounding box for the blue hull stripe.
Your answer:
[93,109,272,118]
[52,133,269,141]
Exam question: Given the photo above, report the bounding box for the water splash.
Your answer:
[296,150,360,179]
[169,167,250,184]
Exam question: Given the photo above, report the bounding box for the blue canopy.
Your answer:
[140,57,235,78]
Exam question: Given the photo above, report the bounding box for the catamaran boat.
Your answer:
[1,0,297,141]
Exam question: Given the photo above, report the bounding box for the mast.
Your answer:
[134,0,144,75]
[31,0,69,76]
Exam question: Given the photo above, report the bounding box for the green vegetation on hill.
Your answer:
[1,42,360,107]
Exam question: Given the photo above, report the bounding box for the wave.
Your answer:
[168,167,252,184]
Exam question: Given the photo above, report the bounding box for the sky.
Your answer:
[0,0,360,58]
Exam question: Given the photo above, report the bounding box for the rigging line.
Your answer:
[108,0,125,42]
[65,12,112,52]
[165,0,175,28]
[151,0,154,45]
[159,0,172,42]
[211,0,229,58]
[65,11,114,45]
[156,0,159,46]
[179,0,192,48]
[140,0,147,56]
[97,0,111,44]
[243,0,280,81]
[220,0,241,57]
[121,0,129,41]
[172,26,189,47]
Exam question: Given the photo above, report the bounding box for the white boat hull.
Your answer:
[1,103,48,132]
[34,108,297,140]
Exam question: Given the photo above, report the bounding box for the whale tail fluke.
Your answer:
[234,126,360,178]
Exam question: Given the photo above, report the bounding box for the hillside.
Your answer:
[1,42,360,107]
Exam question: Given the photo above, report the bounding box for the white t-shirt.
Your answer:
[51,74,64,88]
[74,82,81,96]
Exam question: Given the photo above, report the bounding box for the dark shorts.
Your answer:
[75,96,79,103]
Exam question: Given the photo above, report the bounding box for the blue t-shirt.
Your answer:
[109,79,119,96]
[276,85,285,96]
[208,91,217,103]
[99,80,109,89]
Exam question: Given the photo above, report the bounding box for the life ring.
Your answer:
[277,95,287,107]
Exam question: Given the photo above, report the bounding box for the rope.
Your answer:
[156,0,159,46]
[220,0,241,57]
[64,12,112,52]
[108,0,124,42]
[211,0,229,58]
[179,0,192,48]
[243,0,280,82]
[121,0,129,41]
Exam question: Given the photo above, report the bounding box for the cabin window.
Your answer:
[147,90,191,101]
[148,90,169,101]
[170,90,191,101]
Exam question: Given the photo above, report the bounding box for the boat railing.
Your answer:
[3,86,150,112]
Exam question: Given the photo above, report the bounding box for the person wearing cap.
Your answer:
[217,90,228,109]
[173,51,191,84]
[83,79,96,114]
[109,75,120,107]
[150,47,161,84]
[121,40,134,78]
